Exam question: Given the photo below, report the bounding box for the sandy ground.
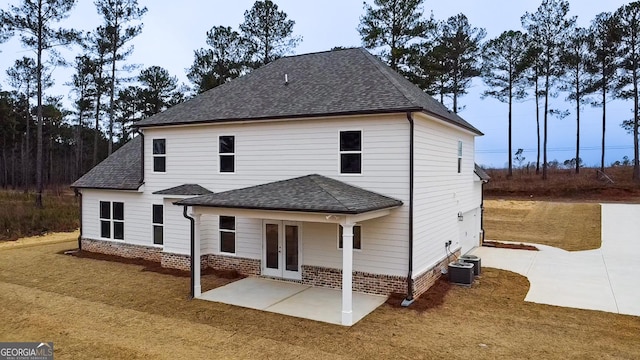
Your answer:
[0,230,79,250]
[484,200,601,251]
[0,235,638,359]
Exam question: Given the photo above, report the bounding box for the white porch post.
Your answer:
[193,213,202,297]
[341,222,354,326]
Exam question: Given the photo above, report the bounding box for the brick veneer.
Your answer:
[206,254,261,276]
[302,265,406,296]
[81,238,161,262]
[412,250,461,297]
[161,252,208,271]
[80,238,458,297]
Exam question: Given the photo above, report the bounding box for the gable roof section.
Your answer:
[135,48,482,135]
[175,174,403,214]
[153,184,213,196]
[71,136,142,190]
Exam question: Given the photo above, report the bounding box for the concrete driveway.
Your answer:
[471,203,640,316]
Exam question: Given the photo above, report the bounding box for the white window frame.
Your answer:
[152,138,166,173]
[339,129,362,175]
[152,204,163,246]
[337,224,362,251]
[219,215,236,254]
[218,135,236,174]
[100,201,124,241]
[457,140,463,174]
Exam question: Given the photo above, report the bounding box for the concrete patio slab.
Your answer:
[198,277,309,310]
[198,277,387,326]
[470,203,640,317]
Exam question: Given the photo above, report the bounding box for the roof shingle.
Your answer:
[175,174,403,214]
[153,184,213,196]
[134,48,482,135]
[71,136,142,190]
[474,164,491,181]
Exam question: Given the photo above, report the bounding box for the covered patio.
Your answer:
[199,277,387,325]
[175,174,403,326]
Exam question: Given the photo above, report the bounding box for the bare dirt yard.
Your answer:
[484,200,601,251]
[0,234,639,359]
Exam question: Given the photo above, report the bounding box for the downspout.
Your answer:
[480,179,487,242]
[402,112,415,306]
[183,205,195,299]
[74,188,82,251]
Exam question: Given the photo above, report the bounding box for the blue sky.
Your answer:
[0,0,634,168]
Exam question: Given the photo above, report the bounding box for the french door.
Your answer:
[262,220,302,280]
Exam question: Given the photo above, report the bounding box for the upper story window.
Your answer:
[152,204,163,245]
[219,136,235,173]
[340,130,361,174]
[100,201,124,240]
[153,139,166,172]
[457,141,463,174]
[338,225,362,250]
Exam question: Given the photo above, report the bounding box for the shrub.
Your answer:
[0,190,79,241]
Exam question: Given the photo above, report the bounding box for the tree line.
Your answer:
[0,0,300,206]
[1,0,639,209]
[358,0,640,182]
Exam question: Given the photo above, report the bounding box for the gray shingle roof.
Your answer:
[474,164,490,181]
[135,48,482,135]
[175,174,403,214]
[153,184,213,196]
[71,136,142,190]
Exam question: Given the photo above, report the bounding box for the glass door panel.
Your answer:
[265,223,279,270]
[285,225,299,272]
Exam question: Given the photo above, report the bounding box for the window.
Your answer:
[457,141,463,174]
[219,136,235,173]
[100,201,124,240]
[340,131,361,174]
[153,139,166,172]
[219,216,236,253]
[100,201,111,238]
[152,204,163,245]
[338,225,362,250]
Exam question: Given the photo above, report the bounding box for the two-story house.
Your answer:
[71,48,487,326]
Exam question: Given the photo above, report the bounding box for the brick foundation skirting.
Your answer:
[412,250,461,297]
[206,254,261,276]
[80,238,459,297]
[161,252,208,271]
[301,265,406,296]
[81,238,162,262]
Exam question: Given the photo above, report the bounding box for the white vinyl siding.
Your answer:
[83,191,147,246]
[412,112,481,276]
[142,114,410,276]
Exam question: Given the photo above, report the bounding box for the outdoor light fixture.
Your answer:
[457,211,464,222]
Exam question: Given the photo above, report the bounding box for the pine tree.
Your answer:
[358,0,429,72]
[615,2,640,181]
[560,27,592,174]
[94,0,147,155]
[0,0,79,207]
[588,12,620,173]
[187,26,245,93]
[438,14,486,113]
[240,0,301,67]
[522,0,576,180]
[6,57,37,190]
[481,30,529,178]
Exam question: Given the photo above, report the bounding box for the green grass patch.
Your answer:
[0,190,79,241]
